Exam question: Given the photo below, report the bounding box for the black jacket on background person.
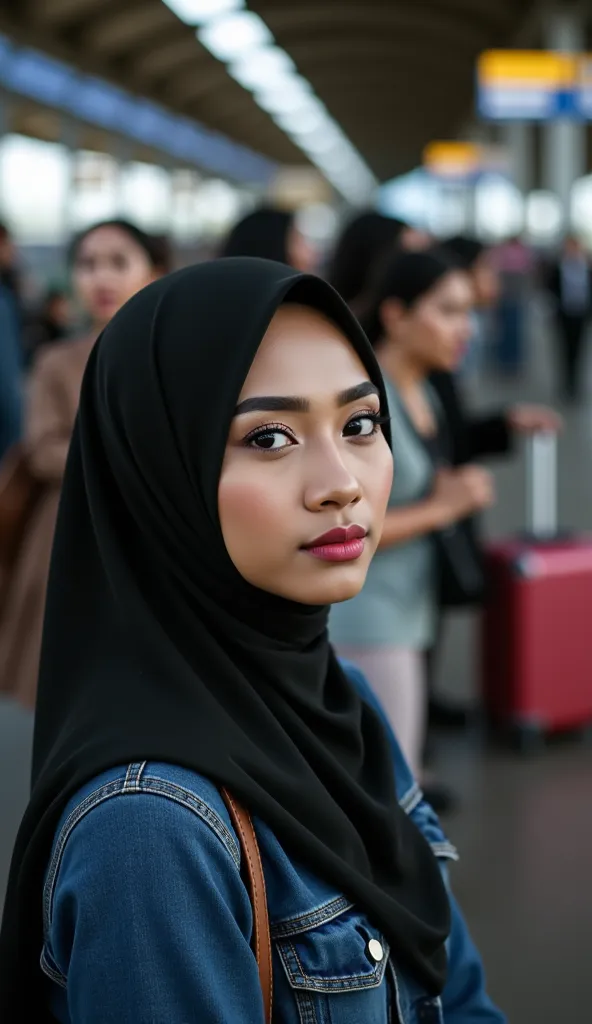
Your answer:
[424,369,512,737]
[429,370,513,466]
[545,260,592,315]
[544,258,592,400]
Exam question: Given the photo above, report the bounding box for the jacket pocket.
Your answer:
[274,905,391,1023]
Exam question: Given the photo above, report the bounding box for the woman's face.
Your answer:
[383,270,474,373]
[287,226,317,273]
[399,227,432,252]
[219,304,393,606]
[73,226,157,328]
[472,251,499,307]
[47,294,70,327]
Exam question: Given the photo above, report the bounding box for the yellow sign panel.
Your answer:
[579,55,592,86]
[478,50,577,88]
[423,142,483,177]
[423,142,510,178]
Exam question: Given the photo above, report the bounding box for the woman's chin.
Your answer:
[250,559,371,606]
[300,566,368,606]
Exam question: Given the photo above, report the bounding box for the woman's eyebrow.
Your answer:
[235,381,379,417]
[336,382,379,407]
[235,395,309,415]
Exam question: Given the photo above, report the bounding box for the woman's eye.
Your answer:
[248,429,294,451]
[344,414,379,438]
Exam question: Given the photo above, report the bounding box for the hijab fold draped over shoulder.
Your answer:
[0,258,450,1016]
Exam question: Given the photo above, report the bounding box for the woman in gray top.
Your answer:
[330,250,494,775]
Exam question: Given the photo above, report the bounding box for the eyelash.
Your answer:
[243,410,390,452]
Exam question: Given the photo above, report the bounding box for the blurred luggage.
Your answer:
[481,432,592,750]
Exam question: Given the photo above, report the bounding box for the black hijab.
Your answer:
[0,258,450,1016]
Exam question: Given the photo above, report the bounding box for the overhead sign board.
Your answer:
[478,50,577,120]
[423,142,482,179]
[423,142,509,181]
[576,55,592,118]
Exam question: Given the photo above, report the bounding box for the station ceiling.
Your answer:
[0,0,539,180]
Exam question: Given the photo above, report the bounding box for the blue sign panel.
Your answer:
[0,34,275,183]
[477,50,582,122]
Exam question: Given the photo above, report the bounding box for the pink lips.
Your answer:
[303,525,367,562]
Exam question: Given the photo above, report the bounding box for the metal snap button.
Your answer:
[368,938,384,962]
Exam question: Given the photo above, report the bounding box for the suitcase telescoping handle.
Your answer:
[524,431,558,540]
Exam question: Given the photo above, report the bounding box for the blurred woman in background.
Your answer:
[328,211,407,312]
[328,211,431,313]
[427,237,560,729]
[23,287,71,366]
[0,219,167,709]
[219,205,316,271]
[329,249,494,785]
[441,236,498,384]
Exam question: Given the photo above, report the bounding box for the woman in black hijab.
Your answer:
[0,258,504,1023]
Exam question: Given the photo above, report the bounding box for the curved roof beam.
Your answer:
[83,6,175,54]
[259,5,509,45]
[132,37,202,79]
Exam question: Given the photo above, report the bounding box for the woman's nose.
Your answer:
[304,455,362,511]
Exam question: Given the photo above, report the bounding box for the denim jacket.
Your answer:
[41,662,505,1023]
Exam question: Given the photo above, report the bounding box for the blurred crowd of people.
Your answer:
[0,204,580,810]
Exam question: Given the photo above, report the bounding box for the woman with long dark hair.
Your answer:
[328,211,431,312]
[329,249,494,779]
[219,205,315,271]
[427,237,560,729]
[0,220,167,709]
[328,211,407,310]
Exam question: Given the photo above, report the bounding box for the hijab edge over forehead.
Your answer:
[238,270,392,443]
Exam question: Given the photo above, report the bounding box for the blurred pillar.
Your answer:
[161,159,176,235]
[542,7,585,232]
[111,139,134,218]
[60,115,81,239]
[503,122,534,196]
[464,183,478,236]
[0,91,8,139]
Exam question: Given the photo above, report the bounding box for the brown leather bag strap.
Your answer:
[221,788,273,1024]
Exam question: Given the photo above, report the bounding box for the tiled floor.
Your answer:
[1,301,591,1021]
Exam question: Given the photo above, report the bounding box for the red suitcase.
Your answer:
[481,432,592,749]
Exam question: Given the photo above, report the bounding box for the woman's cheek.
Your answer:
[219,471,290,546]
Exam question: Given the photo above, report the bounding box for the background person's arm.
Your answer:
[377,466,494,551]
[377,498,447,550]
